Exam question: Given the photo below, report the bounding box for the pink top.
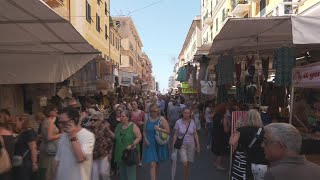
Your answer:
[131,111,145,126]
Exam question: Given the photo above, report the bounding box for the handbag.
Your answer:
[155,117,170,145]
[45,141,58,156]
[0,136,11,174]
[122,148,138,166]
[12,149,30,167]
[174,120,191,150]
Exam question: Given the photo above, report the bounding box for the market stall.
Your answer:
[290,62,320,162]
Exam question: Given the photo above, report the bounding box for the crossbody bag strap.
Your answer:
[22,149,30,158]
[182,120,191,139]
[248,128,263,148]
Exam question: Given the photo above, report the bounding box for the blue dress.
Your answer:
[143,116,169,163]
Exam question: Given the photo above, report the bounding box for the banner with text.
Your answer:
[293,63,320,87]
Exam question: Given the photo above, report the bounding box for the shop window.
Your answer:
[86,1,91,23]
[96,14,100,32]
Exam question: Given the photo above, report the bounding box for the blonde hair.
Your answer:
[244,109,263,127]
[19,114,34,131]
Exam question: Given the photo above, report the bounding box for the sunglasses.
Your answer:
[90,118,99,122]
[57,119,73,125]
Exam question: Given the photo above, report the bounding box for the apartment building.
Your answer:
[110,22,121,66]
[141,53,154,91]
[179,16,202,64]
[112,17,144,78]
[168,76,175,88]
[201,0,320,47]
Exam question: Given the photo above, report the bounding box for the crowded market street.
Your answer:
[2,0,320,180]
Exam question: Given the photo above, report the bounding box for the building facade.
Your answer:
[201,0,320,48]
[112,17,144,78]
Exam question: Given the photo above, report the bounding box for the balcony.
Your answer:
[231,0,250,18]
[203,11,213,25]
[44,0,64,7]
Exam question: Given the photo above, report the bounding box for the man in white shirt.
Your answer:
[55,107,95,180]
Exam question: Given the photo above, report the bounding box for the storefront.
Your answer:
[0,0,100,114]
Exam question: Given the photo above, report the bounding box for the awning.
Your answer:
[210,16,320,54]
[0,0,99,84]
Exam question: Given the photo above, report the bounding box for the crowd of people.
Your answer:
[1,93,320,180]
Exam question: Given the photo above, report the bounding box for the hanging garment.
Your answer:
[246,55,255,68]
[273,47,296,86]
[236,84,246,103]
[217,85,228,104]
[216,55,234,85]
[176,66,188,82]
[245,84,257,104]
[261,56,269,81]
[192,65,198,89]
[235,62,242,82]
[240,60,247,83]
[199,56,210,81]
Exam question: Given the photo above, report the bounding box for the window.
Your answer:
[110,31,114,45]
[222,8,226,23]
[86,1,91,23]
[129,57,134,66]
[210,25,213,41]
[97,0,100,5]
[216,18,219,32]
[96,14,100,32]
[105,2,108,15]
[105,25,108,39]
[116,21,121,27]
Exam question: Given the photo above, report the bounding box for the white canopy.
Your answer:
[210,16,320,54]
[0,0,99,84]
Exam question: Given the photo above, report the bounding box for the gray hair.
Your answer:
[244,109,263,128]
[264,123,302,154]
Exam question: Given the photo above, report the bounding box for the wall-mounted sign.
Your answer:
[181,87,197,94]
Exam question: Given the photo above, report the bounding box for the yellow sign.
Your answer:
[181,88,197,94]
[181,83,189,88]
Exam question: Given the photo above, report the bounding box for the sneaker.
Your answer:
[138,162,143,167]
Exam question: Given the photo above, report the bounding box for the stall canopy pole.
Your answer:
[289,85,295,124]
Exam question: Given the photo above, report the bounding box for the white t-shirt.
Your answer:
[205,107,212,123]
[55,128,95,180]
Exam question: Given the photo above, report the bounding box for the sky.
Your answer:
[110,0,201,93]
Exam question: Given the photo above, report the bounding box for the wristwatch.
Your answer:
[70,136,78,142]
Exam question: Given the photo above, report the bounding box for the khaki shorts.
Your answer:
[179,144,195,163]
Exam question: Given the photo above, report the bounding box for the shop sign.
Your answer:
[181,82,189,88]
[181,87,197,94]
[293,64,320,87]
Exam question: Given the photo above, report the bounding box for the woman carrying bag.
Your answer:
[143,103,170,180]
[172,107,200,180]
[112,110,141,180]
[13,115,38,180]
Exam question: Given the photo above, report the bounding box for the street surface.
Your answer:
[113,132,229,180]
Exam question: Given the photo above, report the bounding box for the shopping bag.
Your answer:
[200,81,216,95]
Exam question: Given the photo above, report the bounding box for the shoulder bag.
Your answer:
[12,149,30,167]
[174,120,191,150]
[155,117,170,145]
[121,123,138,166]
[0,136,11,174]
